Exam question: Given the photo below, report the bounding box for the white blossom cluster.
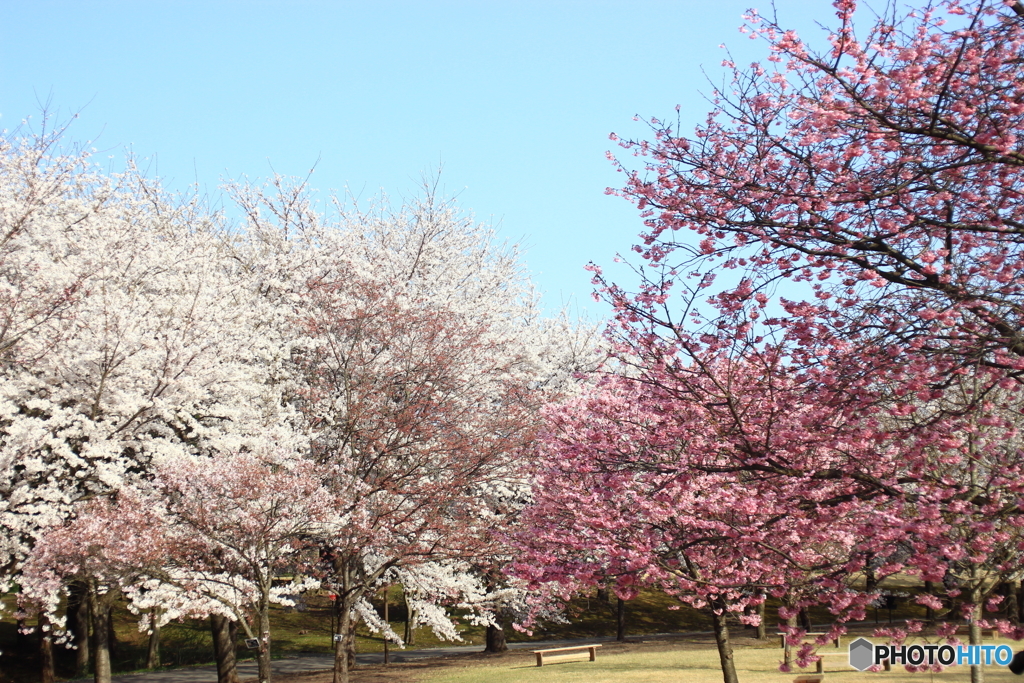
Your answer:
[1,126,600,665]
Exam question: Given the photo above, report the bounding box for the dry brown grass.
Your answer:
[269,632,1023,683]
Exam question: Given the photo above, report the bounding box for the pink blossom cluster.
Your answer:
[527,1,1024,681]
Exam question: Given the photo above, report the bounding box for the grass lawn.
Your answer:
[0,587,717,681]
[277,632,1024,683]
[333,636,1024,683]
[418,647,1024,683]
[0,578,1004,682]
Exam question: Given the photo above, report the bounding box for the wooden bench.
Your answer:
[533,643,602,666]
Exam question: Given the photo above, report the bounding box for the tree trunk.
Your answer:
[146,608,161,669]
[403,592,416,646]
[39,612,55,683]
[1007,580,1021,626]
[67,582,91,677]
[484,616,507,653]
[333,594,354,683]
[865,555,877,622]
[964,563,982,683]
[711,600,740,683]
[799,608,812,631]
[999,581,1015,626]
[616,597,626,641]
[924,581,937,622]
[256,605,272,683]
[756,599,767,640]
[969,611,983,683]
[781,596,798,668]
[89,584,112,683]
[1019,579,1024,624]
[16,615,29,655]
[106,605,118,662]
[347,620,357,669]
[331,555,365,683]
[211,614,240,683]
[382,590,389,666]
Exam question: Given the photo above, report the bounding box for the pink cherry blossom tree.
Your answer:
[518,353,892,683]
[149,450,331,683]
[18,490,172,683]
[525,2,1024,682]
[18,450,329,683]
[607,0,1024,388]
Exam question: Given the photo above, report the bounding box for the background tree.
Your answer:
[225,176,593,683]
[18,491,170,683]
[148,450,330,683]
[0,129,284,610]
[299,273,535,683]
[2,125,592,681]
[0,119,92,372]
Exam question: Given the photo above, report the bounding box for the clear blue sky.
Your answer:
[2,0,836,318]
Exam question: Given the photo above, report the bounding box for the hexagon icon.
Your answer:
[849,637,875,671]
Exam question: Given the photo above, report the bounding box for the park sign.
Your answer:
[847,637,1013,671]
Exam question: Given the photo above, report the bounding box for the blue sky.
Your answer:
[2,0,837,319]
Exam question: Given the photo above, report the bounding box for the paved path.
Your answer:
[86,635,655,683]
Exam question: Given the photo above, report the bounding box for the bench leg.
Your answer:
[589,647,597,661]
[535,652,543,667]
[816,659,824,674]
